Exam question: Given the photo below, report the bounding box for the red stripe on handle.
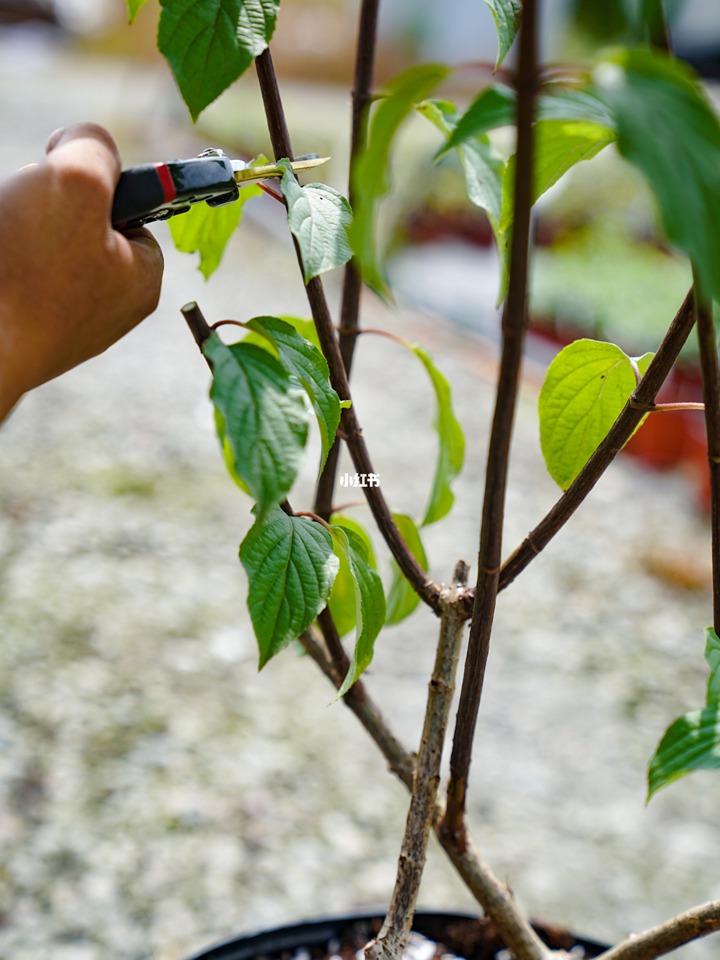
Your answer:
[154,163,176,203]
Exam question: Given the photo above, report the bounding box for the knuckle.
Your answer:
[58,161,109,198]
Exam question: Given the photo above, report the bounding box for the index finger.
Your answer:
[45,123,122,192]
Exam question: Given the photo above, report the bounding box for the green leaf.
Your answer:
[440,92,614,305]
[594,49,720,303]
[203,333,310,513]
[648,629,720,799]
[419,100,504,229]
[277,315,320,350]
[330,525,386,697]
[648,704,720,799]
[440,84,517,155]
[240,508,339,668]
[539,85,617,130]
[158,0,281,120]
[385,514,428,626]
[500,119,615,235]
[214,407,251,494]
[496,120,615,303]
[539,339,653,490]
[350,64,450,295]
[245,316,341,471]
[442,83,614,157]
[483,0,522,69]
[328,516,377,638]
[126,0,150,22]
[278,162,352,282]
[168,183,261,279]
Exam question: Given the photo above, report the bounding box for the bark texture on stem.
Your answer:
[499,287,696,590]
[597,901,720,960]
[365,563,468,960]
[446,0,538,834]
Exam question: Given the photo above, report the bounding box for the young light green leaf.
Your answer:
[385,514,428,626]
[328,516,377,638]
[418,100,504,229]
[126,0,150,22]
[350,64,450,295]
[500,120,615,235]
[240,508,339,669]
[594,49,720,303]
[168,183,262,279]
[330,525,386,697]
[483,0,522,68]
[158,0,281,120]
[408,345,465,527]
[539,339,653,490]
[278,162,352,282]
[245,316,342,471]
[203,333,310,513]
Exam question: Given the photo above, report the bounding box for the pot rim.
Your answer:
[183,909,610,960]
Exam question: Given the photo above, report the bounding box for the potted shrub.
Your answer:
[117,1,720,958]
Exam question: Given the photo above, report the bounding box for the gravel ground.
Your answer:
[2,39,720,960]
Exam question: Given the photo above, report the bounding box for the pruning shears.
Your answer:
[111,147,328,229]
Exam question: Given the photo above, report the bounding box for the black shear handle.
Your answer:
[112,163,177,229]
[111,155,238,229]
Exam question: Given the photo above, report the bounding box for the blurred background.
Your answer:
[2,2,720,959]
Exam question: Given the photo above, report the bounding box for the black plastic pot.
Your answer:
[184,911,610,960]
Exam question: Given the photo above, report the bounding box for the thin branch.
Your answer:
[254,47,442,615]
[255,48,295,162]
[182,300,214,352]
[315,0,380,520]
[499,287,696,591]
[694,284,720,631]
[446,0,538,834]
[366,563,469,960]
[596,901,720,960]
[340,0,380,374]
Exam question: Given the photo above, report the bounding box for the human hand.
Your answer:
[0,122,164,422]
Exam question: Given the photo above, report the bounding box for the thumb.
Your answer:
[119,226,165,319]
